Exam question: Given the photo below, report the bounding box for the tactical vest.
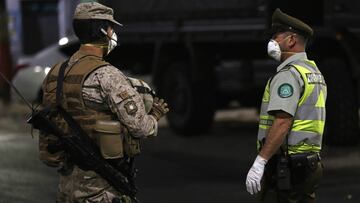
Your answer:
[258,59,327,154]
[41,55,140,164]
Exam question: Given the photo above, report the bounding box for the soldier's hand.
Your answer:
[150,97,169,121]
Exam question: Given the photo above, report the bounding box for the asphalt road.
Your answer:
[0,107,359,203]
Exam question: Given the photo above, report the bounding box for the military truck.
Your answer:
[101,0,360,146]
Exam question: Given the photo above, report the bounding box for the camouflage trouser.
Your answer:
[257,160,323,203]
[56,166,132,203]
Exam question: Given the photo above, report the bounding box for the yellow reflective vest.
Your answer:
[258,59,327,154]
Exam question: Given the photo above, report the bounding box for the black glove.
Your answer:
[150,97,169,121]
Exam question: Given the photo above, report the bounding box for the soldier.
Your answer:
[245,9,326,202]
[38,2,169,203]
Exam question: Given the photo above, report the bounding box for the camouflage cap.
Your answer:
[270,8,313,38]
[74,2,122,26]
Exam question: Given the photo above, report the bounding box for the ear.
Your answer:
[288,35,296,48]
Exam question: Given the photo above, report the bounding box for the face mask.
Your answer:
[267,39,281,61]
[101,28,118,55]
[267,35,292,61]
[107,32,117,54]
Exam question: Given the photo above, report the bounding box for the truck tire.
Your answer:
[158,62,215,135]
[321,58,359,146]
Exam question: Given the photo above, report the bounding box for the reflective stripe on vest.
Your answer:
[257,59,327,154]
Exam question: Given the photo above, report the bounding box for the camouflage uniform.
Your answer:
[39,3,167,202]
[50,50,157,203]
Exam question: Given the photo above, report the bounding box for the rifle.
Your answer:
[29,106,140,202]
[0,64,140,203]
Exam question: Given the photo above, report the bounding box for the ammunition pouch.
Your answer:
[94,120,141,158]
[95,120,124,159]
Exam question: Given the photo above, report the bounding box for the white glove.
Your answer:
[246,155,267,195]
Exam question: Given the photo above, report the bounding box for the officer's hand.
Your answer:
[150,97,169,121]
[246,155,267,195]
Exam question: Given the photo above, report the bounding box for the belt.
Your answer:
[290,152,320,161]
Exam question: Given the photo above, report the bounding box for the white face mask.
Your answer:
[107,31,117,54]
[267,39,281,61]
[267,35,294,61]
[101,28,118,55]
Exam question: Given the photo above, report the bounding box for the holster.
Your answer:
[261,140,292,190]
[263,154,291,190]
[276,155,291,190]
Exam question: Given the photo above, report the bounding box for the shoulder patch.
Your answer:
[278,83,293,98]
[124,100,138,116]
[117,91,131,100]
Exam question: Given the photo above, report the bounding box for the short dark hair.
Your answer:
[73,19,113,44]
[295,34,308,47]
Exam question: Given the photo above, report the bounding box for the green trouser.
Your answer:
[257,156,323,203]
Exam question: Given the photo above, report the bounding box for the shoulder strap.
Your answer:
[55,59,95,146]
[56,60,69,106]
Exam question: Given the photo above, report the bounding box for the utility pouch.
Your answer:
[94,120,124,159]
[276,156,291,190]
[289,153,320,184]
[307,153,320,171]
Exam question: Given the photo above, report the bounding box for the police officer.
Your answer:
[39,2,169,203]
[245,9,326,202]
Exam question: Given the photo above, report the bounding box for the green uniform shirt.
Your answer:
[267,53,308,116]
